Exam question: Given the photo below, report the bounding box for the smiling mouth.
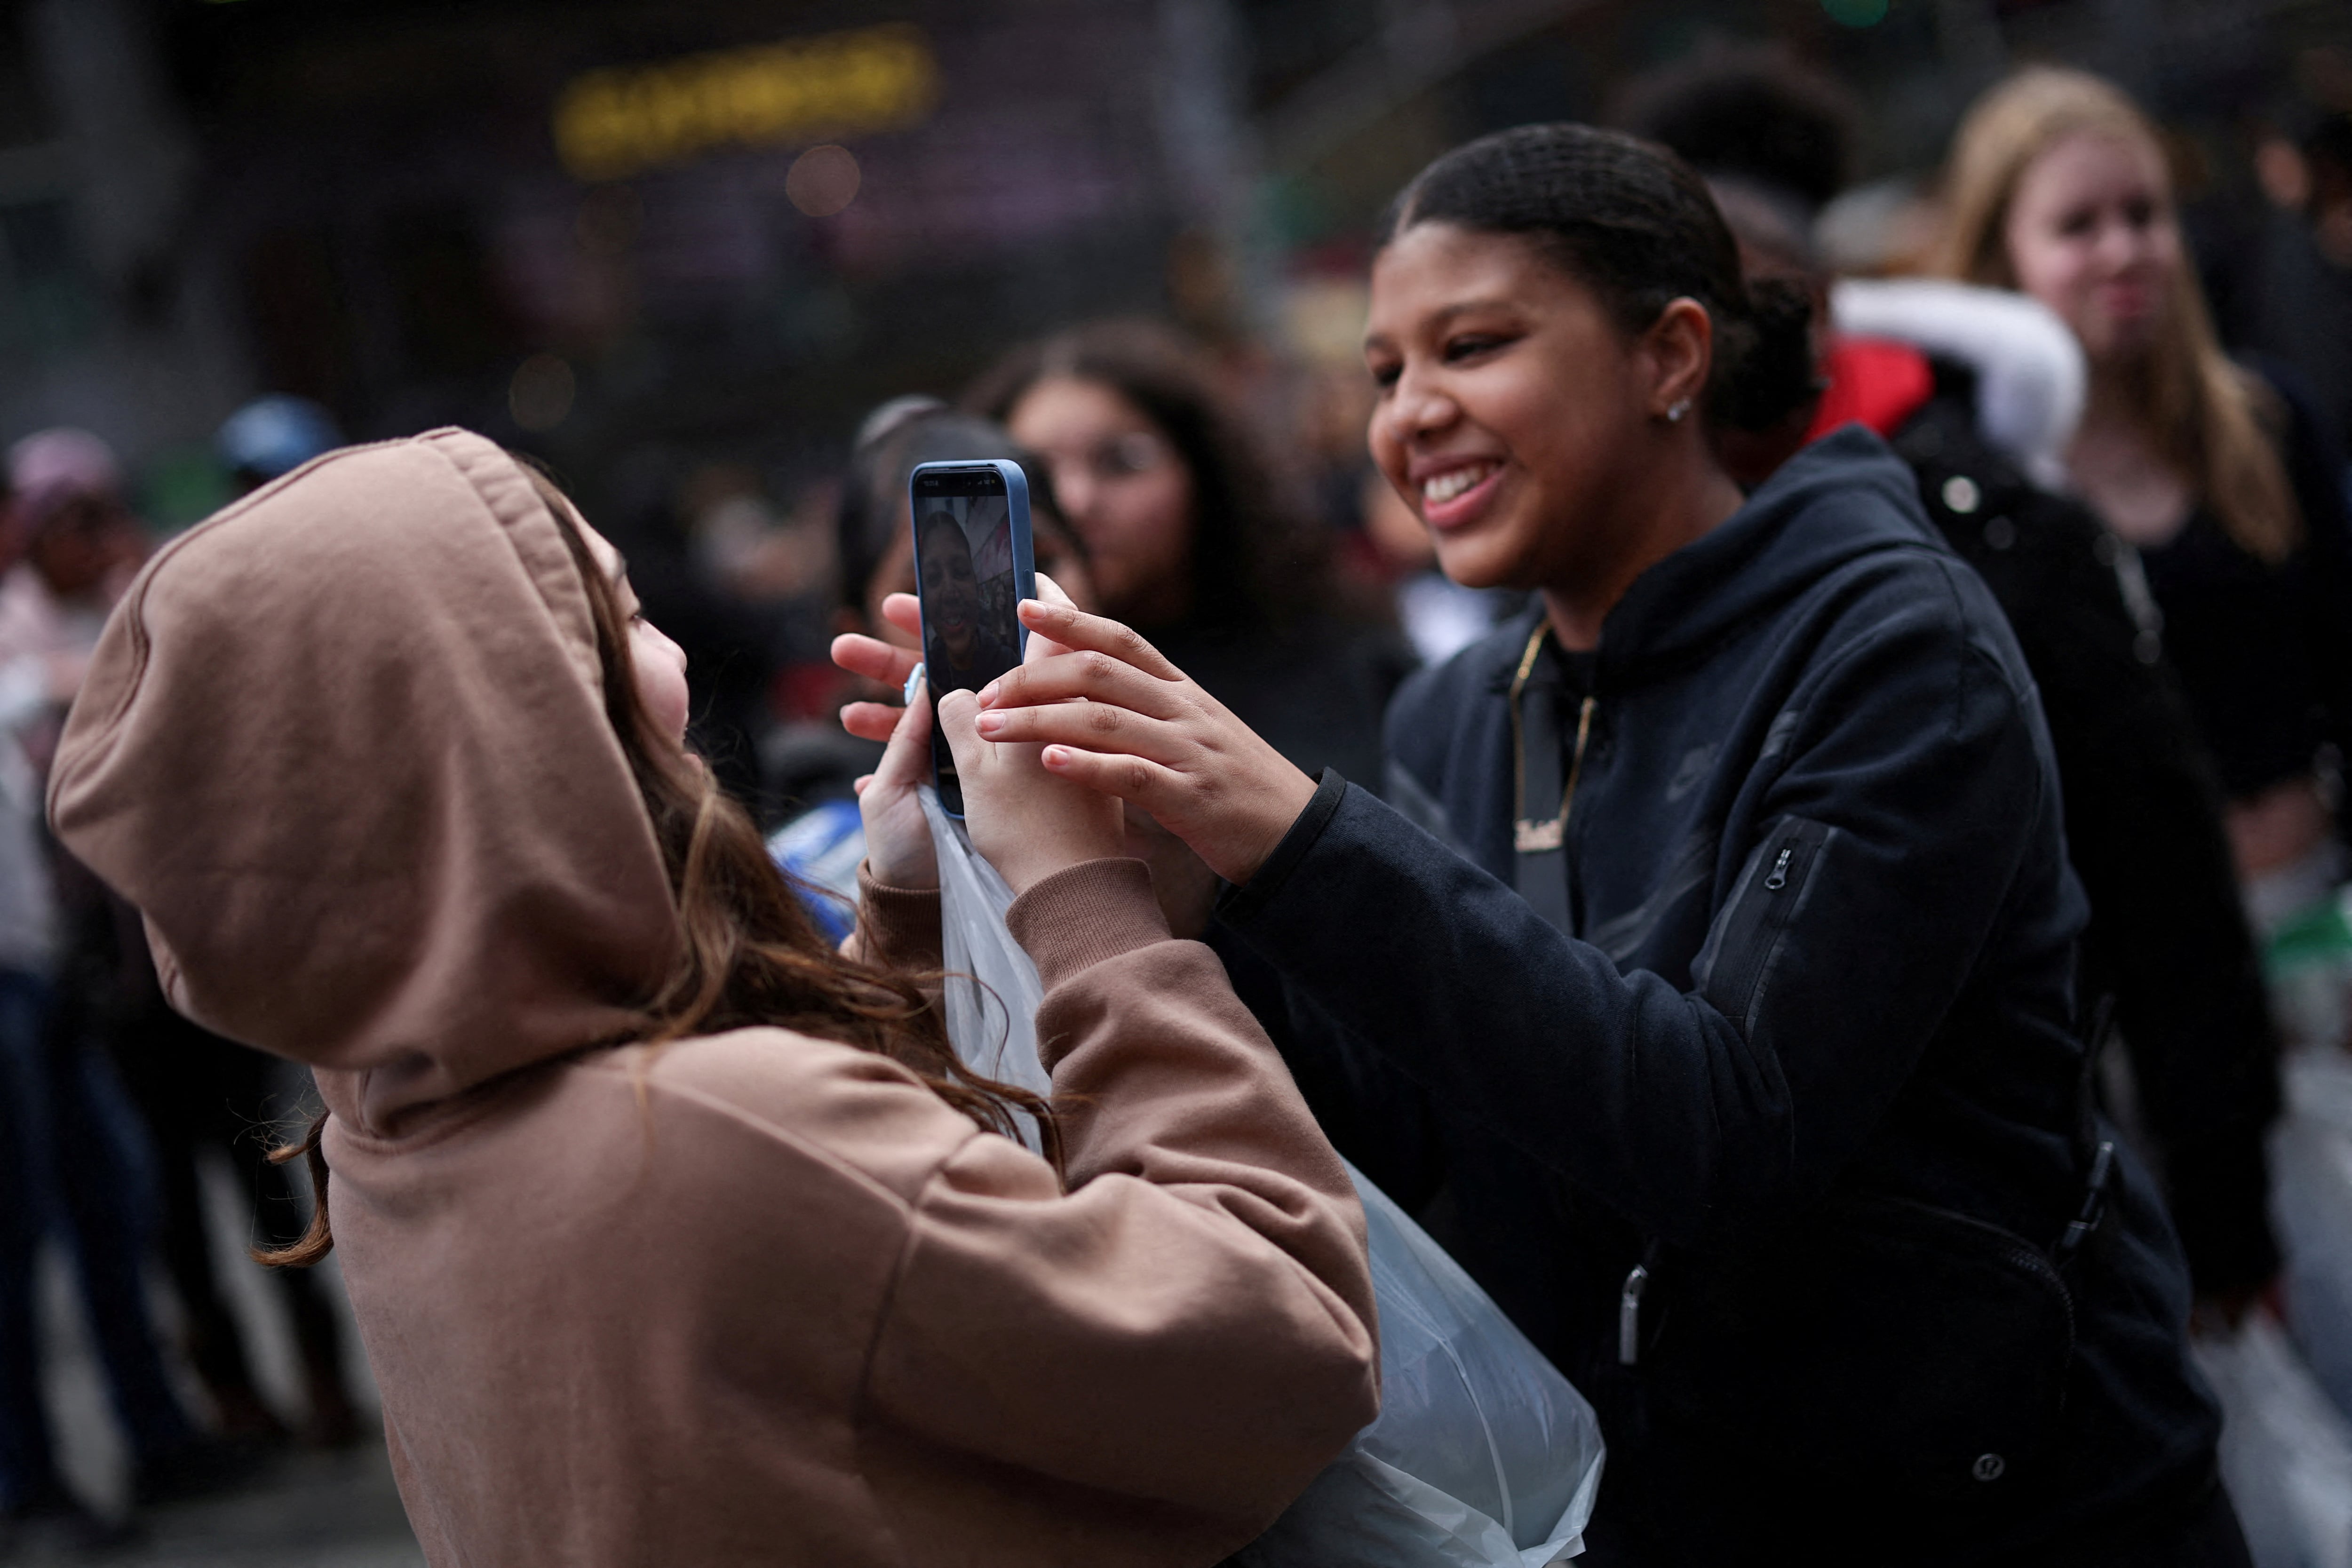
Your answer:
[1422,461,1501,506]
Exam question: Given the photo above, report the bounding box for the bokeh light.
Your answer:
[509,353,576,431]
[786,144,861,218]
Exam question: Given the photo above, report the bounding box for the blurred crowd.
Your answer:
[6,37,2352,1560]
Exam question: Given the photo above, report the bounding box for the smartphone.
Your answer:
[908,459,1036,816]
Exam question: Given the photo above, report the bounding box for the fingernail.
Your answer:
[1042,746,1067,767]
[976,711,1003,735]
[977,680,999,706]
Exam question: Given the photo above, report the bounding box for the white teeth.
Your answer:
[1422,463,1497,504]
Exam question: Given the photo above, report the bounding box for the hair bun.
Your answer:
[1712,275,1818,431]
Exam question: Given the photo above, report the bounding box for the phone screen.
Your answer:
[910,461,1033,815]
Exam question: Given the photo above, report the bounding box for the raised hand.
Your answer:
[970,598,1318,886]
[834,575,1133,895]
[833,591,926,747]
[931,578,1125,894]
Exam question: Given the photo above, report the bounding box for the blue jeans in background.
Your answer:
[0,965,197,1512]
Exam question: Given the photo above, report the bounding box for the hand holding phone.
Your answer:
[929,577,1123,894]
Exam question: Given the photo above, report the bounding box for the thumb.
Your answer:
[1025,572,1077,662]
[935,686,988,782]
[872,676,934,791]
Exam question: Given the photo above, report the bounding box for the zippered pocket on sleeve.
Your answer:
[1701,818,1831,1036]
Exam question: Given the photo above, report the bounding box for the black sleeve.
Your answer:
[2265,365,2352,846]
[1208,916,1447,1213]
[1902,388,2285,1295]
[1220,575,2048,1251]
[1981,493,2280,1293]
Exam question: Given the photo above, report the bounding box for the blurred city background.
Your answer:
[4,0,2352,1560]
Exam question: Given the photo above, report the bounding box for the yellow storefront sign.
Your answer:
[554,23,938,181]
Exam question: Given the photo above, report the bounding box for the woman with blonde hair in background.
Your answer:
[1934,67,2352,931]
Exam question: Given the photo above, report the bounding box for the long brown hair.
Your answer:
[1931,67,2300,564]
[964,318,1337,635]
[258,465,1055,1266]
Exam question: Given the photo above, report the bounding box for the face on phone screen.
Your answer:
[912,466,1028,812]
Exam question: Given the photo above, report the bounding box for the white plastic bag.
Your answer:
[1236,1165,1605,1568]
[922,787,1051,1146]
[921,786,1606,1564]
[2193,1312,2352,1568]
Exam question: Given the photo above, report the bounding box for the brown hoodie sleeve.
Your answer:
[861,857,1378,1528]
[842,863,943,971]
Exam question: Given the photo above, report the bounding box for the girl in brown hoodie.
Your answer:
[43,429,1378,1567]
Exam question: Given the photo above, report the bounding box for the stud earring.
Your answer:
[1666,398,1692,424]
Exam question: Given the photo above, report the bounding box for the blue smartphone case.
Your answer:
[908,459,1036,814]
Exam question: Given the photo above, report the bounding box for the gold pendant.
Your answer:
[1515,818,1564,853]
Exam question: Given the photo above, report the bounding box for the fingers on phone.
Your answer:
[975,699,1184,761]
[982,653,1184,719]
[1039,744,1182,807]
[1016,599,1183,680]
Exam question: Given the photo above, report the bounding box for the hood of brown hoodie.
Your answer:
[48,429,681,1135]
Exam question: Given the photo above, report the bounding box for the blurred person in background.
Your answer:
[100,910,366,1451]
[24,416,370,1455]
[48,430,1378,1567]
[969,124,2241,1563]
[968,318,1414,793]
[598,450,785,816]
[217,394,343,497]
[1624,53,2284,1321]
[2197,111,2352,467]
[1935,69,2352,943]
[0,430,237,1553]
[0,432,144,684]
[679,464,844,739]
[768,400,1094,941]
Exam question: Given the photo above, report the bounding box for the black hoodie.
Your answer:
[1218,430,2219,1561]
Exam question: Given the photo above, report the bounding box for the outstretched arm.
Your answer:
[975,580,2055,1249]
[965,596,1319,885]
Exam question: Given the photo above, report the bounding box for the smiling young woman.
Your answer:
[968,124,2243,1564]
[1360,210,1745,650]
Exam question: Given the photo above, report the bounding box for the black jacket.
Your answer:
[2134,360,2352,828]
[1891,372,2282,1297]
[1218,431,2217,1562]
